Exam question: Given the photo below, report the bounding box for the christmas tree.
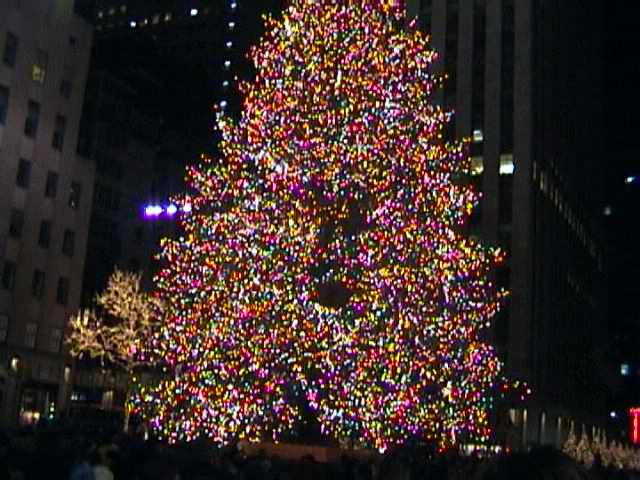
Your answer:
[136,0,504,451]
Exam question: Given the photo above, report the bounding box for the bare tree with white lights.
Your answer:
[66,269,161,432]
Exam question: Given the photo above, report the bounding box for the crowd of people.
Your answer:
[1,422,639,480]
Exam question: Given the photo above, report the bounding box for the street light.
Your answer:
[9,356,20,373]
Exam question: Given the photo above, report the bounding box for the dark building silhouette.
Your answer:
[408,0,607,447]
[74,0,284,148]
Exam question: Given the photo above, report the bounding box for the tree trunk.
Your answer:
[123,405,130,433]
[123,379,132,433]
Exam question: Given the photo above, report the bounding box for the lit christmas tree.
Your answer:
[136,0,504,451]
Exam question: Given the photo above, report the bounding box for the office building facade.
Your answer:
[0,0,94,427]
[407,0,606,447]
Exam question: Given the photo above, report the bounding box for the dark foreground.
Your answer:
[0,426,638,480]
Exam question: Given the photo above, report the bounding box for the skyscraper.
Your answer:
[0,0,94,427]
[408,0,606,447]
[74,0,283,147]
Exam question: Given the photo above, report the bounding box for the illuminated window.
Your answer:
[32,49,48,83]
[10,356,20,372]
[108,7,115,15]
[499,154,514,175]
[622,363,630,376]
[470,156,484,176]
[224,60,231,69]
[102,390,114,409]
[120,5,127,13]
[68,181,82,209]
[97,10,104,18]
[228,21,236,30]
[472,128,483,143]
[129,20,137,28]
[152,14,160,24]
[164,12,172,22]
[190,8,198,16]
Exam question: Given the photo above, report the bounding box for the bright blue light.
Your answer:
[166,204,178,216]
[145,205,163,217]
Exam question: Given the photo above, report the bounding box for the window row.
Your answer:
[1,262,70,305]
[8,212,76,256]
[0,92,69,148]
[2,32,76,97]
[0,316,63,352]
[14,163,81,204]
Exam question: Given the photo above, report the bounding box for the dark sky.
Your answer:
[605,4,639,169]
[604,3,640,333]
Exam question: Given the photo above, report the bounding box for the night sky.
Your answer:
[605,3,640,338]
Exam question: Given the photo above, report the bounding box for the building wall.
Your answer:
[414,0,606,447]
[0,0,94,427]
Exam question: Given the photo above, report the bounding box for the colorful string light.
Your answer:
[134,0,506,451]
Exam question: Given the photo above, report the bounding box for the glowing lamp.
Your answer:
[190,8,198,16]
[166,204,178,216]
[145,205,163,217]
